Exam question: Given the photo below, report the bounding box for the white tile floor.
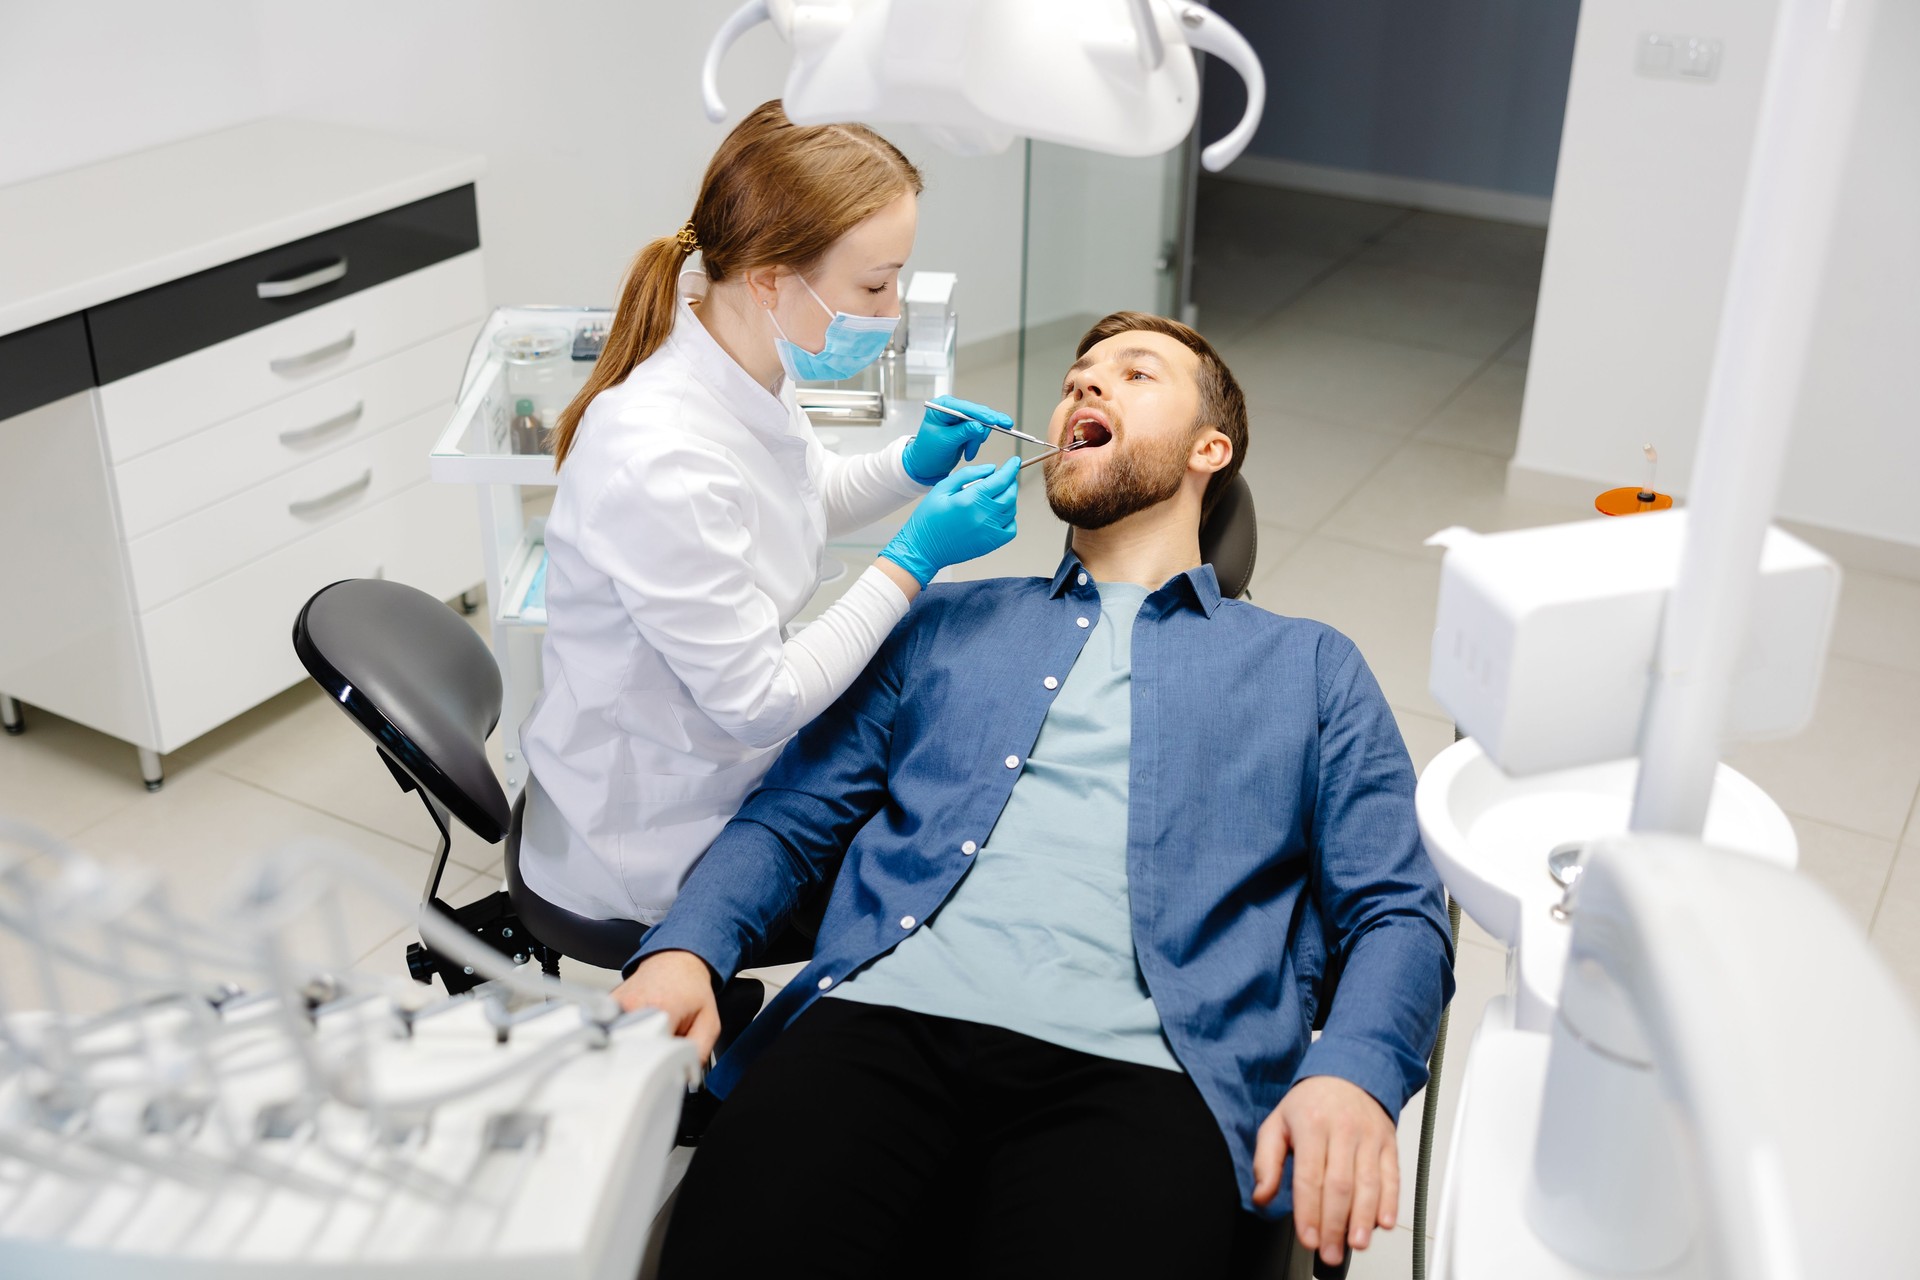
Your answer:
[4,177,1918,1275]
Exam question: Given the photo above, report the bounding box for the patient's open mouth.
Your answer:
[1068,411,1113,450]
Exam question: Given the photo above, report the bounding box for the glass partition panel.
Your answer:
[1014,140,1191,437]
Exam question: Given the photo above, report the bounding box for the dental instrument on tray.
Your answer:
[0,819,700,1279]
[701,1,1266,172]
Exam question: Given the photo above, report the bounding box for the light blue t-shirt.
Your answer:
[829,580,1180,1072]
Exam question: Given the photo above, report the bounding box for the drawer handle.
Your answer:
[257,256,348,299]
[288,468,373,518]
[278,401,364,447]
[270,330,356,375]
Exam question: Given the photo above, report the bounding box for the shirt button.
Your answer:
[1077,572,1089,586]
[961,840,977,855]
[900,916,916,929]
[816,976,833,990]
[1004,754,1021,769]
[1043,676,1059,690]
[1076,616,1090,628]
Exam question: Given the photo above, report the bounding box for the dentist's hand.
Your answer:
[900,396,1011,485]
[611,949,721,1061]
[1253,1075,1400,1267]
[880,456,1022,587]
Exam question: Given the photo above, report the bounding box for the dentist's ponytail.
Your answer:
[552,100,922,467]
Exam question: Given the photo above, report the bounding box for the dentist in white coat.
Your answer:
[517,101,1021,929]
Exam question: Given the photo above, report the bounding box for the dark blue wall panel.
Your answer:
[1202,0,1581,198]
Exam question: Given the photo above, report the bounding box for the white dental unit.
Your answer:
[1417,0,1920,1276]
[0,821,702,1280]
[4,1,1915,1277]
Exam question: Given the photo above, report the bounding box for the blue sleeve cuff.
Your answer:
[625,913,742,982]
[1294,1034,1422,1121]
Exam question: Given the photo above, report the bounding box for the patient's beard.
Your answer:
[1045,427,1191,530]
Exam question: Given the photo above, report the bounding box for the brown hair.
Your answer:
[1074,311,1248,520]
[551,100,924,465]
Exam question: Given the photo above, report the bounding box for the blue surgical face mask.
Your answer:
[767,274,898,383]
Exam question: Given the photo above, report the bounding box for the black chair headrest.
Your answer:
[1200,473,1258,600]
[293,579,511,843]
[1060,472,1258,599]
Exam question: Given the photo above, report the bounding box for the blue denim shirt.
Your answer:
[634,555,1455,1216]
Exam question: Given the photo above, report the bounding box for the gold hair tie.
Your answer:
[675,221,701,252]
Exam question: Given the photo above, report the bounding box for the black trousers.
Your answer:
[660,999,1286,1279]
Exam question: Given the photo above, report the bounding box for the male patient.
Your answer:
[616,311,1454,1277]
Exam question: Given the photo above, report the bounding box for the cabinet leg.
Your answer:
[459,590,480,615]
[0,695,22,736]
[137,747,164,792]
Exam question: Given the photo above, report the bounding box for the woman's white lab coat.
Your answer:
[517,287,926,924]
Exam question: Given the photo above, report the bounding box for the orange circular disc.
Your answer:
[1595,486,1674,516]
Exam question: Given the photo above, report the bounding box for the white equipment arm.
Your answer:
[1529,836,1920,1278]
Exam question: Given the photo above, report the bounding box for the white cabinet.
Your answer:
[0,121,489,787]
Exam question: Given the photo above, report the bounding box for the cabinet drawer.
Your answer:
[0,314,94,421]
[115,324,477,538]
[86,184,478,383]
[98,250,486,461]
[127,404,446,609]
[141,478,480,752]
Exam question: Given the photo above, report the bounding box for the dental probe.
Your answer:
[962,438,1089,489]
[924,398,1078,488]
[920,400,1056,450]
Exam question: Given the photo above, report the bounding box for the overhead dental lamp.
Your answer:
[701,0,1267,172]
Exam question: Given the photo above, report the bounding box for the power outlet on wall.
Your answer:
[1636,31,1723,83]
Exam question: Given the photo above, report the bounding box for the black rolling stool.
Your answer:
[292,578,773,1052]
[292,577,658,982]
[499,789,778,1059]
[293,578,548,993]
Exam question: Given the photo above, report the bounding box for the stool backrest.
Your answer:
[293,579,510,843]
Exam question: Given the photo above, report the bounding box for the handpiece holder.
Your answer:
[1176,2,1265,172]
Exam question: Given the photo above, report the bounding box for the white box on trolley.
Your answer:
[1426,510,1840,777]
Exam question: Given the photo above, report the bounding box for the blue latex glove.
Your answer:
[900,396,1013,486]
[881,457,1023,587]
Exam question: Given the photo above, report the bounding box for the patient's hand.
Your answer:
[1252,1074,1399,1266]
[611,950,721,1060]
